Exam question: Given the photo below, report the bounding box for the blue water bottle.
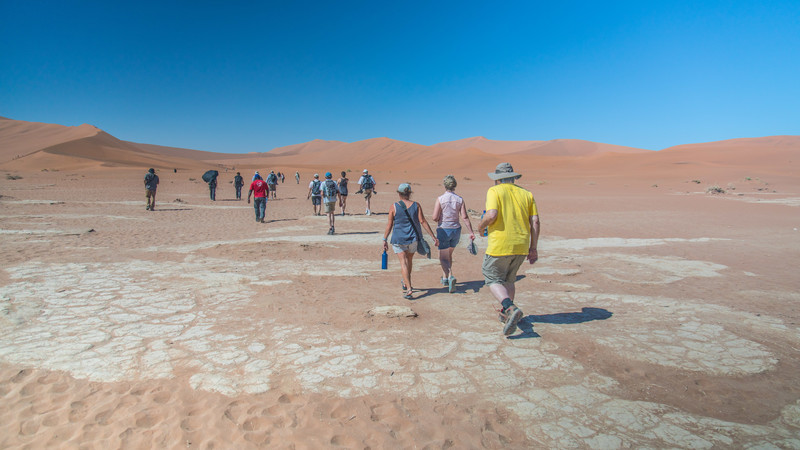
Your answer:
[481,210,488,236]
[381,250,388,270]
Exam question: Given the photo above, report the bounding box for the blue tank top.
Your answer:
[391,201,420,245]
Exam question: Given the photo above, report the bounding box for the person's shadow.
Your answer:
[509,307,613,340]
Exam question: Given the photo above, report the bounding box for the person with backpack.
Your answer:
[208,172,218,201]
[267,171,278,199]
[295,171,300,184]
[234,172,244,200]
[357,169,377,215]
[144,168,159,211]
[321,172,342,234]
[382,183,439,300]
[307,173,323,216]
[247,173,270,223]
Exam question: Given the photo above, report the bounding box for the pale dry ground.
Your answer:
[1,167,799,449]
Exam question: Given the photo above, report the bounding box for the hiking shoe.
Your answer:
[500,305,523,336]
[441,277,448,286]
[331,227,335,234]
[448,276,456,293]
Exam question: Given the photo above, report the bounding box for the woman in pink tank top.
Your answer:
[432,175,476,293]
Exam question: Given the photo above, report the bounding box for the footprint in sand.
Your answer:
[330,434,361,446]
[10,369,32,383]
[134,410,160,428]
[68,401,87,422]
[18,419,40,436]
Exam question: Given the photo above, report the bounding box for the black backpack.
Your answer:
[323,180,337,197]
[311,180,321,195]
[361,175,374,190]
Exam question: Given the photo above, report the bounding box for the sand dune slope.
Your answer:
[434,136,649,156]
[0,119,100,163]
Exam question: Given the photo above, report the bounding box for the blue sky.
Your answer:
[2,0,798,152]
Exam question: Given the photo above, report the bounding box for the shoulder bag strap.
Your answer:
[397,201,423,242]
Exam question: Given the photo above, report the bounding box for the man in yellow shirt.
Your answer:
[477,163,540,336]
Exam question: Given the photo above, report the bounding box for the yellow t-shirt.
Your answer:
[485,183,537,256]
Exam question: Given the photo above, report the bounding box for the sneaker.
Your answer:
[500,305,523,336]
[331,227,335,235]
[441,277,448,286]
[448,276,456,294]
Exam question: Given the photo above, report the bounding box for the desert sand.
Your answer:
[1,117,799,448]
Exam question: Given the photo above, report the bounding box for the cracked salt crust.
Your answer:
[2,233,800,447]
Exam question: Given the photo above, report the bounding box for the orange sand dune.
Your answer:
[434,136,649,156]
[266,138,347,156]
[129,142,257,162]
[0,118,100,163]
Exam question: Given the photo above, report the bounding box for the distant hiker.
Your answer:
[337,171,349,216]
[357,169,377,215]
[432,175,476,293]
[173,168,177,173]
[267,171,278,199]
[280,172,285,183]
[307,174,323,216]
[234,172,244,200]
[144,168,159,211]
[247,173,269,223]
[477,163,540,336]
[295,171,300,184]
[208,172,218,201]
[320,172,341,234]
[382,183,439,300]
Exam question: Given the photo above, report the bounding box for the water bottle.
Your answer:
[381,250,388,270]
[481,210,488,236]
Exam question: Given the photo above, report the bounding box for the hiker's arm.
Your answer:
[478,209,497,236]
[382,207,395,251]
[307,186,311,199]
[528,215,540,264]
[460,201,475,239]
[431,198,442,223]
[418,206,439,247]
[247,188,253,203]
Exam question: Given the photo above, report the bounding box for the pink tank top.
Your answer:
[437,191,463,229]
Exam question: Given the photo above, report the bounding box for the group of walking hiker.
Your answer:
[381,162,539,336]
[143,162,539,336]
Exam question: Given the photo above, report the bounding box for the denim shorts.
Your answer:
[436,227,461,250]
[392,241,418,254]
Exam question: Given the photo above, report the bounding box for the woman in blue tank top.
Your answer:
[382,183,439,299]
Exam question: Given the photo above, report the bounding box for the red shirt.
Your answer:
[250,179,269,198]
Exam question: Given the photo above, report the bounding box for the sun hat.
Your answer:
[314,173,319,178]
[363,169,368,174]
[487,162,522,181]
[397,183,412,194]
[325,172,332,178]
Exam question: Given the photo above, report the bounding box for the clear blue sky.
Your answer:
[2,0,798,152]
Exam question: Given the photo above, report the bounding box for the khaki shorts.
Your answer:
[482,254,526,286]
[145,189,156,198]
[363,188,373,199]
[324,201,336,213]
